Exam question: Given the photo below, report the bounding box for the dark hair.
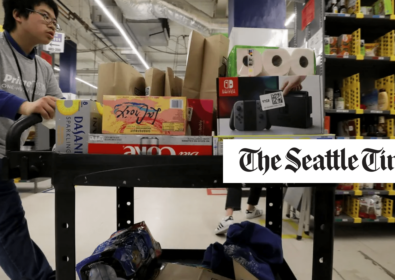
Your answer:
[2,0,59,32]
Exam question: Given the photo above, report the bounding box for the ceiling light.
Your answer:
[94,0,150,70]
[54,67,98,89]
[76,77,98,89]
[285,13,296,27]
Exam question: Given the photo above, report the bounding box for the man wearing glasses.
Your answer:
[0,0,64,279]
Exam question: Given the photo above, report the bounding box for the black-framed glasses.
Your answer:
[26,8,61,31]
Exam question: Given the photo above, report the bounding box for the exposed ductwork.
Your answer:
[114,0,228,36]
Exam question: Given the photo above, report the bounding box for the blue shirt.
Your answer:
[3,30,36,59]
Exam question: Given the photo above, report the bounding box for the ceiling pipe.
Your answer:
[114,0,228,36]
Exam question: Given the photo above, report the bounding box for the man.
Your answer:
[0,0,63,279]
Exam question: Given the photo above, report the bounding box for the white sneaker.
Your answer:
[215,216,234,235]
[246,207,263,219]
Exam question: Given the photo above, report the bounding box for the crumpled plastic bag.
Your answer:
[76,222,161,280]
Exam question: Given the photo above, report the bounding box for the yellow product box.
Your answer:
[55,100,103,154]
[102,95,187,135]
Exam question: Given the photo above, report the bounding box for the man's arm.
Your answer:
[0,89,26,120]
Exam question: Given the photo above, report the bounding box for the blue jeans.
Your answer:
[0,159,55,280]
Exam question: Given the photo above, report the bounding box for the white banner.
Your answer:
[43,32,65,54]
[223,139,395,183]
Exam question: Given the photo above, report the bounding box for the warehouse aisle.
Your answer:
[1,184,395,280]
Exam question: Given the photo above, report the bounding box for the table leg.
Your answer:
[54,181,76,280]
[266,185,297,280]
[117,186,134,230]
[312,186,335,280]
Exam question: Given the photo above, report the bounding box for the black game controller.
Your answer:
[230,100,271,131]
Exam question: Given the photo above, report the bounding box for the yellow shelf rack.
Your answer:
[383,198,395,223]
[347,0,395,20]
[345,196,362,223]
[375,30,395,58]
[343,74,361,110]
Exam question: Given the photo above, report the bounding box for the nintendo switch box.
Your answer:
[217,76,324,135]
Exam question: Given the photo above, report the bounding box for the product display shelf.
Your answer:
[325,55,395,61]
[324,109,395,115]
[336,189,395,196]
[335,214,395,223]
[1,114,337,280]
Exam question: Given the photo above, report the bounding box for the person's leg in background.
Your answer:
[215,184,264,235]
[0,160,55,280]
[246,186,264,219]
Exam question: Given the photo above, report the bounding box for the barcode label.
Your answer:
[145,87,150,96]
[259,91,285,111]
[271,92,284,105]
[171,99,183,109]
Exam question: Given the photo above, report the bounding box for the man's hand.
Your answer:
[18,96,58,120]
[281,76,307,96]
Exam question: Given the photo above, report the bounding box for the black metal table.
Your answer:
[2,114,335,280]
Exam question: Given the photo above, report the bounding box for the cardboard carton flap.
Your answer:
[182,30,206,99]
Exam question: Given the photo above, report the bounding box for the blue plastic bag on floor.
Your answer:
[76,222,162,280]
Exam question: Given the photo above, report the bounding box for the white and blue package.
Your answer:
[76,221,162,280]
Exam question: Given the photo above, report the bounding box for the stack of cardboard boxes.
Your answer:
[55,28,334,157]
[55,31,229,156]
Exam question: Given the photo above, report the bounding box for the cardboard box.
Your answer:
[154,263,232,280]
[213,135,335,155]
[165,67,177,97]
[55,100,102,154]
[337,35,352,50]
[233,259,258,280]
[373,0,393,15]
[175,76,183,97]
[216,76,324,136]
[187,99,214,136]
[145,68,165,96]
[361,6,373,15]
[183,31,229,108]
[102,95,187,135]
[97,62,145,103]
[88,135,213,156]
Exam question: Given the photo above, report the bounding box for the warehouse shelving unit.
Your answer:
[291,0,395,230]
[1,114,337,280]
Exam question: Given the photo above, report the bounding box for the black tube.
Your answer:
[6,114,42,152]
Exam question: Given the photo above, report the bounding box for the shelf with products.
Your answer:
[325,109,395,115]
[336,183,395,196]
[335,214,395,223]
[335,194,395,223]
[336,189,395,196]
[325,54,395,61]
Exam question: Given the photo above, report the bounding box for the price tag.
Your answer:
[336,110,348,113]
[343,54,349,58]
[259,91,286,111]
[380,15,385,18]
[379,57,385,60]
[345,14,351,17]
[343,191,349,194]
[342,219,348,222]
[370,110,383,114]
[374,219,379,222]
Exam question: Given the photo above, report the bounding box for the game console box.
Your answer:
[88,134,213,156]
[217,76,324,135]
